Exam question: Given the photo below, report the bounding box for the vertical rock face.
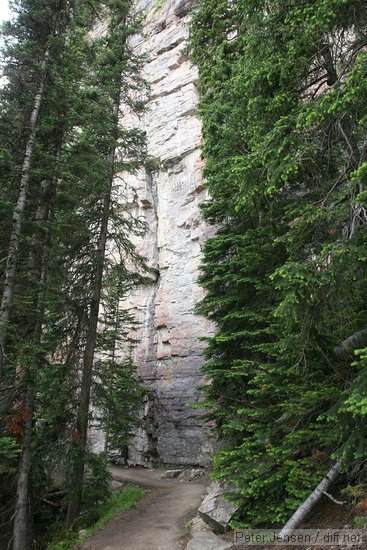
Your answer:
[122,0,215,466]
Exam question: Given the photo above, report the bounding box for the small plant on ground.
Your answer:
[48,484,144,550]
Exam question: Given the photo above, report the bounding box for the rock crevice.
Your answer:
[121,0,214,467]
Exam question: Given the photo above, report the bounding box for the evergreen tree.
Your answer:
[0,3,86,546]
[94,265,146,459]
[0,0,147,545]
[191,0,367,527]
[0,0,74,379]
[64,0,147,525]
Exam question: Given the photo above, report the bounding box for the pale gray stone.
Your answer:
[189,469,205,481]
[185,517,234,550]
[121,0,215,468]
[174,0,199,18]
[161,469,182,479]
[186,531,234,550]
[90,0,215,468]
[198,483,240,532]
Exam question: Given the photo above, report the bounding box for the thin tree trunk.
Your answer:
[13,390,34,550]
[0,48,49,379]
[12,235,51,550]
[66,99,120,526]
[12,142,62,550]
[279,459,342,539]
[104,303,119,457]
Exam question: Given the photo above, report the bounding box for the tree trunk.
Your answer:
[104,304,119,457]
[12,390,34,550]
[66,100,119,526]
[279,459,342,539]
[12,142,62,549]
[0,48,49,379]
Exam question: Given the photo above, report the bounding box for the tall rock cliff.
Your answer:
[112,0,215,467]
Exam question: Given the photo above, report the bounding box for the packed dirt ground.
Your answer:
[80,466,207,550]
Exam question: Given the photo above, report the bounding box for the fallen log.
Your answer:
[279,458,343,539]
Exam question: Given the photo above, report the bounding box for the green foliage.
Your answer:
[48,484,144,550]
[81,453,112,515]
[341,483,366,503]
[354,515,367,528]
[0,436,20,475]
[191,0,367,527]
[93,265,147,459]
[94,355,147,458]
[332,347,367,463]
[0,0,148,544]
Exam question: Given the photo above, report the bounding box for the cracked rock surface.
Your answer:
[116,0,215,467]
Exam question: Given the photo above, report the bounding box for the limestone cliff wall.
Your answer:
[122,0,215,467]
[106,0,215,467]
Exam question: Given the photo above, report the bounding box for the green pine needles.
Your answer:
[191,0,367,527]
[0,0,148,546]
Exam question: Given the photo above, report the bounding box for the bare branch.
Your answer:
[322,491,346,505]
[280,459,343,538]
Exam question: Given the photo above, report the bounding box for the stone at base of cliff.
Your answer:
[161,469,182,479]
[198,482,240,532]
[185,517,234,550]
[176,468,208,481]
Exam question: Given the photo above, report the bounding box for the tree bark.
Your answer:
[12,390,34,550]
[0,48,49,379]
[66,99,119,526]
[12,141,62,550]
[334,327,367,358]
[279,459,342,539]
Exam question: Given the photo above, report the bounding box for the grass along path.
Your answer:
[80,467,207,550]
[49,484,144,550]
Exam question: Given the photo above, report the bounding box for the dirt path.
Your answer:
[81,467,207,550]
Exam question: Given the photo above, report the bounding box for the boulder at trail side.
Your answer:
[161,469,182,479]
[185,517,234,550]
[198,483,240,532]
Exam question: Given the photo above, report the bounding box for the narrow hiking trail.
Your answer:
[81,467,207,550]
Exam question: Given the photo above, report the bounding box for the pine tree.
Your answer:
[64,0,147,525]
[1,0,147,544]
[0,3,86,547]
[191,0,367,527]
[0,0,76,379]
[94,265,147,459]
